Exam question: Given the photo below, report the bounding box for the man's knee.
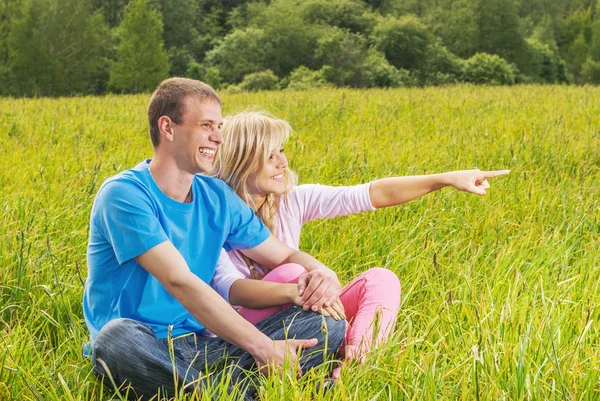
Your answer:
[93,318,154,376]
[323,315,347,351]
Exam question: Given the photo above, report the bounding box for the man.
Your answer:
[84,78,346,399]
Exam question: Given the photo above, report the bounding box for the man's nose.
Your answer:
[210,127,223,145]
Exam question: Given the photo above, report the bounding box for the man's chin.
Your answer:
[196,161,214,175]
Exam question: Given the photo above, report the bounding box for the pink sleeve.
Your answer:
[291,183,377,225]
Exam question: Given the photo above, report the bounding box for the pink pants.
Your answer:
[237,264,401,361]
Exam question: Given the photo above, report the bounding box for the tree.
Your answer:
[8,0,109,96]
[109,0,170,93]
[301,0,377,34]
[372,15,433,71]
[239,69,279,91]
[315,27,371,87]
[462,53,516,85]
[204,28,269,84]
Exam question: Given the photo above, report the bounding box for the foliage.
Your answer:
[286,66,331,90]
[204,28,269,84]
[581,58,600,83]
[238,70,279,91]
[108,0,170,93]
[523,39,570,83]
[462,53,516,85]
[7,0,108,96]
[301,0,377,34]
[315,27,372,87]
[372,15,433,71]
[6,0,600,96]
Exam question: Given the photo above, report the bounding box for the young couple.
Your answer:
[84,77,508,399]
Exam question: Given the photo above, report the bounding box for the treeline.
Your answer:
[3,0,600,97]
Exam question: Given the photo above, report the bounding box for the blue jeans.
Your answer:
[92,306,346,400]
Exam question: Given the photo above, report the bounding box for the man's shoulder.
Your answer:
[193,174,236,196]
[94,162,152,207]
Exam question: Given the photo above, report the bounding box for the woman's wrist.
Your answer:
[284,283,301,305]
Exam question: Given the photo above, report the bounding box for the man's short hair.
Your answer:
[148,77,222,147]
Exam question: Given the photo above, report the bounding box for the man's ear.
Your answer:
[157,116,174,143]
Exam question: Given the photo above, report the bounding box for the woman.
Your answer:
[211,110,509,371]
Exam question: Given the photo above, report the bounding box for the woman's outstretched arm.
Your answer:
[369,169,510,209]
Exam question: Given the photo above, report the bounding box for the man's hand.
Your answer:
[286,284,346,320]
[446,169,510,196]
[297,268,343,312]
[252,338,319,377]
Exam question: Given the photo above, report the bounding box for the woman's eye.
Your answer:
[280,148,285,153]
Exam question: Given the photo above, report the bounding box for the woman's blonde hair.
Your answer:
[213,109,298,235]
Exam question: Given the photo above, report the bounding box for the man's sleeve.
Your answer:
[93,179,168,264]
[221,184,270,252]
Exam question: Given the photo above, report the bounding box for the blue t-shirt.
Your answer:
[83,160,270,341]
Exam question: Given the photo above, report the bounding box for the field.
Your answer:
[1,85,599,400]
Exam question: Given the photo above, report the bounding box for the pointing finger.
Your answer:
[482,170,510,178]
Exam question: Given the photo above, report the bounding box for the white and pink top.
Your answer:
[210,183,376,301]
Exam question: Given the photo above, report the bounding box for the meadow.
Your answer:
[1,85,599,400]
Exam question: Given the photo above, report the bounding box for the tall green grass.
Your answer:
[1,85,599,400]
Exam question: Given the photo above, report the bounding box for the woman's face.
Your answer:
[249,145,288,197]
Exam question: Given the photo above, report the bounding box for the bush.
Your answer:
[301,0,377,34]
[372,15,433,71]
[524,39,570,84]
[204,28,269,84]
[362,51,417,88]
[462,53,516,85]
[315,27,370,87]
[286,66,331,90]
[581,58,600,84]
[186,62,223,89]
[419,42,462,85]
[239,70,279,92]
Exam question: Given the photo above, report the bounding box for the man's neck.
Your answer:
[148,157,194,203]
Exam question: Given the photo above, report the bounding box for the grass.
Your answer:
[1,85,599,400]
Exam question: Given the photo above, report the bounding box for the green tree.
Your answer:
[8,0,109,96]
[315,27,370,87]
[239,69,279,91]
[301,0,377,34]
[372,15,433,71]
[581,57,600,83]
[462,53,516,85]
[109,0,170,93]
[204,28,269,84]
[93,0,129,27]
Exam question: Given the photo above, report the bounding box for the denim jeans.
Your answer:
[92,306,346,400]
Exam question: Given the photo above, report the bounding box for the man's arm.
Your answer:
[369,169,510,208]
[135,241,318,372]
[240,235,343,312]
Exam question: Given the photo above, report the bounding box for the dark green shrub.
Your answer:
[462,53,516,85]
[239,70,279,92]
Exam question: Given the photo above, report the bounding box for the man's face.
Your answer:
[172,96,223,174]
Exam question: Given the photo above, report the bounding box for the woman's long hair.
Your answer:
[212,110,298,277]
